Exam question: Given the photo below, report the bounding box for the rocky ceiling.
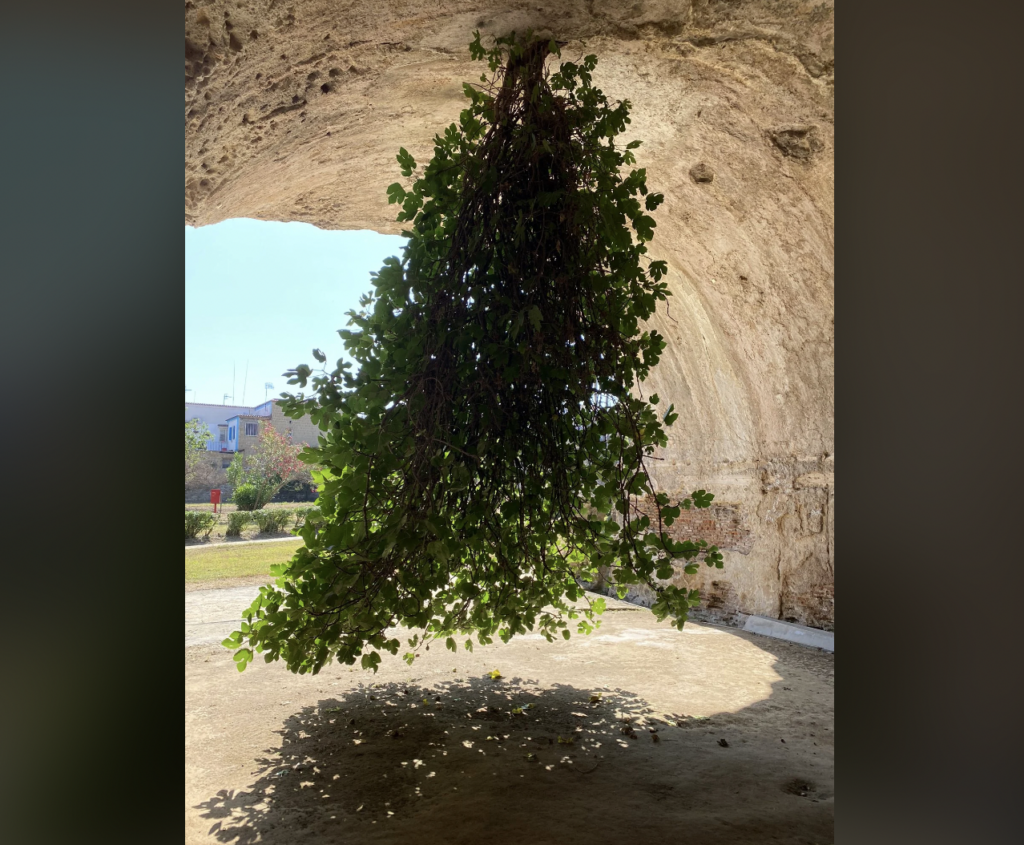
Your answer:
[185,0,834,627]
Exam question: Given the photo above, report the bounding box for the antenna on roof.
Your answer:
[223,393,233,405]
[265,382,274,401]
[241,359,249,405]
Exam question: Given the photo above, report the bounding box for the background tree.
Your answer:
[185,417,212,489]
[225,33,723,675]
[227,424,307,511]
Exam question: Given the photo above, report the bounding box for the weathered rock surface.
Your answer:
[689,161,715,183]
[185,0,835,628]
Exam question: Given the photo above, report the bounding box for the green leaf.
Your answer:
[396,147,417,177]
[386,182,407,204]
[692,489,715,508]
[528,305,542,332]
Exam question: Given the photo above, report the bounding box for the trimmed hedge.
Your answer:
[292,506,322,530]
[225,511,252,537]
[185,511,218,540]
[231,483,261,511]
[251,509,293,534]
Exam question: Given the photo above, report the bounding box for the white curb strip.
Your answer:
[742,615,834,652]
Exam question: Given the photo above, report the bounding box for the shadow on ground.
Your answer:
[194,649,833,845]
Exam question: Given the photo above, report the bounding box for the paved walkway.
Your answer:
[185,535,301,552]
[185,584,264,647]
[185,584,645,649]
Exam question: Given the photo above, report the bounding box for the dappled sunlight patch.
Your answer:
[190,605,834,844]
[195,676,669,839]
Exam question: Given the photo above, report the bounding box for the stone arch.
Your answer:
[185,0,834,627]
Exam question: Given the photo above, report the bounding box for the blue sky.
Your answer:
[185,219,406,407]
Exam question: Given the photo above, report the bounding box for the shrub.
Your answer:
[227,427,307,506]
[293,506,323,531]
[225,511,252,537]
[185,417,212,488]
[249,509,271,533]
[231,483,261,511]
[185,510,218,540]
[251,509,292,534]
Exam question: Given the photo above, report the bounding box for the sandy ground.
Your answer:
[185,575,278,594]
[186,591,833,844]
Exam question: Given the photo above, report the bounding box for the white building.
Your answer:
[185,402,259,454]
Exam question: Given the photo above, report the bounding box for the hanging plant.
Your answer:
[223,32,722,675]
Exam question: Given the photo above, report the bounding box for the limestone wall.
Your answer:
[185,0,834,627]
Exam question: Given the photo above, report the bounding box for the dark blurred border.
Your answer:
[844,1,1023,843]
[0,4,179,843]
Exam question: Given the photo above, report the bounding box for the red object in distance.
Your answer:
[210,489,222,513]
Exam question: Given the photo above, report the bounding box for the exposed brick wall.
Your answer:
[782,581,834,632]
[634,497,754,554]
[583,497,757,625]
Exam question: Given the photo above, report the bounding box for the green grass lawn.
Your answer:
[185,537,304,585]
